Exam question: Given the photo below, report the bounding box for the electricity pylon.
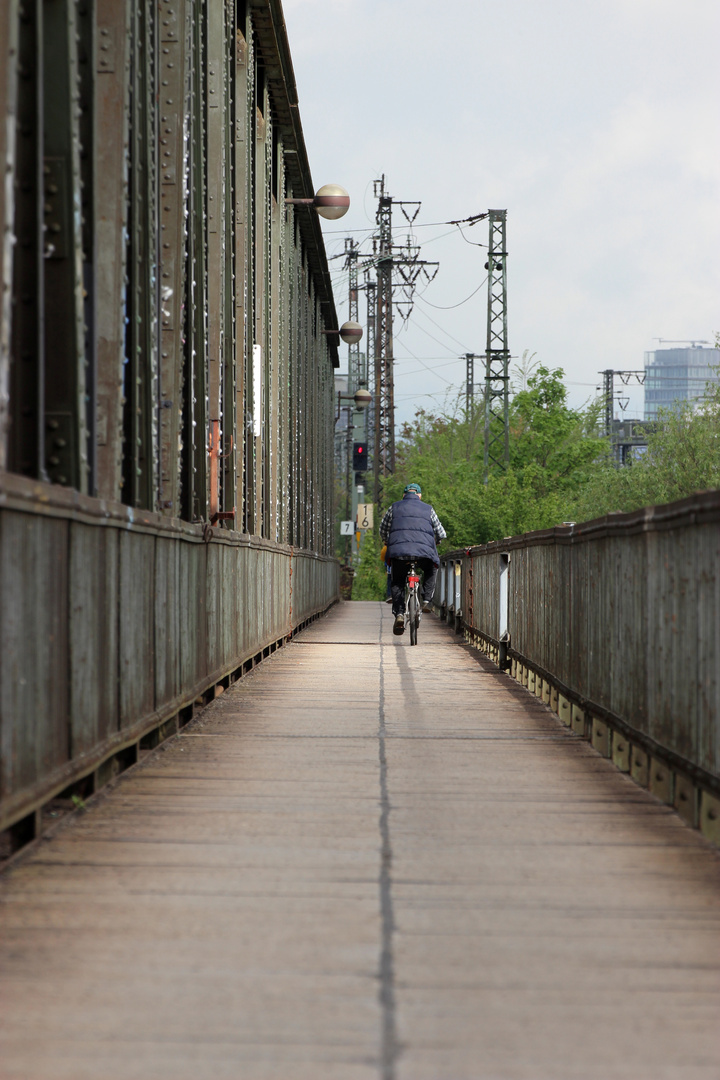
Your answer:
[373,177,397,506]
[345,238,363,397]
[600,369,646,464]
[465,353,481,413]
[483,210,509,483]
[363,271,376,466]
[372,175,437,506]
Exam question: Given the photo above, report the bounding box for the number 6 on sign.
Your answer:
[356,503,373,530]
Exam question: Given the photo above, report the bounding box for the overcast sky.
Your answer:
[282,0,720,425]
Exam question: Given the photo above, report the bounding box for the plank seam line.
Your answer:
[377,607,398,1080]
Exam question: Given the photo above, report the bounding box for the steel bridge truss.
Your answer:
[0,0,340,556]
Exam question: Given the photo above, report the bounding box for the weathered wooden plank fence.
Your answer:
[0,473,338,842]
[437,490,720,845]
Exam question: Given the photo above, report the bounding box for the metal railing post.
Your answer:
[498,552,510,669]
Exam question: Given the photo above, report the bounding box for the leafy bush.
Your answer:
[385,366,606,546]
[571,384,720,520]
[351,524,388,600]
[355,354,720,554]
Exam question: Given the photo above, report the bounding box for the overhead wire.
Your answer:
[415,276,487,310]
[408,302,473,353]
[326,219,488,331]
[322,211,488,235]
[325,206,495,411]
[396,318,469,359]
[454,223,488,248]
[390,360,464,369]
[394,390,452,403]
[392,342,454,386]
[397,359,466,380]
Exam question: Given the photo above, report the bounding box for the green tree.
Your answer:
[506,366,606,518]
[387,366,606,547]
[572,370,720,520]
[365,353,719,554]
[352,524,388,601]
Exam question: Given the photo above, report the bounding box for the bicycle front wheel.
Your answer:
[409,589,418,645]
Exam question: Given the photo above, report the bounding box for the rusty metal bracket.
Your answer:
[210,510,235,526]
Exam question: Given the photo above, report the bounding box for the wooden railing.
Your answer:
[437,490,720,845]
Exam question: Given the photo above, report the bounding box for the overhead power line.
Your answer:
[322,211,490,235]
[416,277,487,310]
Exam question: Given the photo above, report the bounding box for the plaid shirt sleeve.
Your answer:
[379,505,393,542]
[429,507,447,543]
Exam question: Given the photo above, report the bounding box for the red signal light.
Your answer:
[353,442,368,471]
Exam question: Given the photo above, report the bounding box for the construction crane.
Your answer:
[653,339,711,348]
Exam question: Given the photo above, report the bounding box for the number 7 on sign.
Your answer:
[356,504,373,530]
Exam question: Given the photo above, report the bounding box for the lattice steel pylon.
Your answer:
[364,272,376,464]
[600,369,647,464]
[601,369,615,440]
[345,238,362,395]
[465,353,478,413]
[373,177,395,506]
[483,210,509,482]
[370,176,433,506]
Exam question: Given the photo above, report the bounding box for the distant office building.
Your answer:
[644,345,720,420]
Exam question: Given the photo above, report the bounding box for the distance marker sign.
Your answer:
[356,504,373,530]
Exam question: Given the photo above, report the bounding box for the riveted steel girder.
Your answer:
[123,0,159,509]
[43,0,88,492]
[1,0,339,557]
[8,0,44,481]
[95,0,131,503]
[157,0,189,516]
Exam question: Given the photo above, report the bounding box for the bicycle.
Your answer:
[405,561,422,646]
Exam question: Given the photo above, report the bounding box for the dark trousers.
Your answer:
[390,558,438,616]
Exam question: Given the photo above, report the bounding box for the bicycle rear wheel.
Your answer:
[409,589,418,645]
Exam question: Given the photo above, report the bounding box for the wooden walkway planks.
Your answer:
[0,601,719,1080]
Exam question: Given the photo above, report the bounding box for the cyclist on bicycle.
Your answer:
[379,483,447,636]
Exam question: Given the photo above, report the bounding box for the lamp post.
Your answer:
[335,386,371,423]
[286,184,350,220]
[323,321,363,346]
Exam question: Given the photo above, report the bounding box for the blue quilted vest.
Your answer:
[386,493,439,566]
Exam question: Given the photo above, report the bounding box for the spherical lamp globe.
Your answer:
[314,184,350,220]
[339,320,363,345]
